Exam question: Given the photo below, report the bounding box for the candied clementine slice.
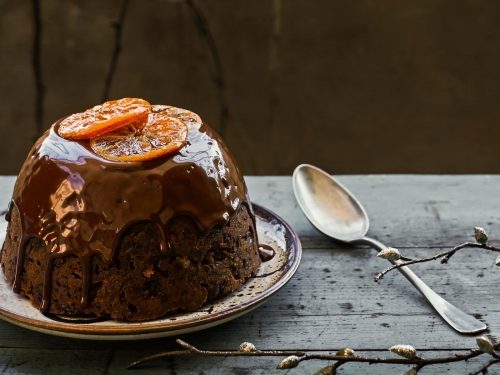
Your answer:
[58,98,151,140]
[151,104,202,128]
[90,112,188,162]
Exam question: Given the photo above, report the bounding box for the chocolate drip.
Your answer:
[12,233,29,293]
[40,257,54,312]
[258,244,275,262]
[8,111,253,314]
[80,256,91,307]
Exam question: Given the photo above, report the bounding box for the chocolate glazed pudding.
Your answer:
[0,103,261,321]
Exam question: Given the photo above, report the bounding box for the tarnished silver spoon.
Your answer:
[293,164,487,334]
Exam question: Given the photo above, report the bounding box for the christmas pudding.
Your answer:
[0,98,261,321]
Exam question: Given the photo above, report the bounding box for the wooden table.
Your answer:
[1,175,499,374]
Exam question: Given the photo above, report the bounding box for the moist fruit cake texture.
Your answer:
[0,100,261,322]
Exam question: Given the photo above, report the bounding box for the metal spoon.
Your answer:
[292,164,487,334]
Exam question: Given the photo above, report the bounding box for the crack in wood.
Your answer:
[0,359,12,375]
[185,0,229,137]
[31,0,45,140]
[267,0,283,172]
[280,312,460,317]
[101,0,130,102]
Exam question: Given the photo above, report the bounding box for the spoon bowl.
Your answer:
[293,164,369,243]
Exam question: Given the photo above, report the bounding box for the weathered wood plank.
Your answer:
[3,1,500,176]
[41,1,122,124]
[0,3,36,174]
[1,175,499,374]
[246,175,500,247]
[0,248,497,350]
[0,176,15,211]
[0,348,112,375]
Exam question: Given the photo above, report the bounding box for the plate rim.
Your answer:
[0,203,302,339]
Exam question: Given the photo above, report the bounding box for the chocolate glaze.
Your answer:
[258,244,275,262]
[7,107,254,313]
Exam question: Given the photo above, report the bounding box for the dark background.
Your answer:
[1,0,499,175]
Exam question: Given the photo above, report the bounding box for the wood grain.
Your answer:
[246,175,500,248]
[0,175,499,374]
[2,1,500,175]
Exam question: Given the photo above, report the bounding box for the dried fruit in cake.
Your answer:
[58,98,151,139]
[90,111,188,162]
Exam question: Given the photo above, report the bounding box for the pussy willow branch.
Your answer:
[128,339,305,368]
[375,242,500,282]
[127,338,500,374]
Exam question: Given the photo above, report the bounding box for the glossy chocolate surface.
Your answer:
[6,105,252,313]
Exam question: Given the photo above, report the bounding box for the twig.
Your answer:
[102,0,130,102]
[128,339,305,368]
[375,242,500,282]
[128,338,498,372]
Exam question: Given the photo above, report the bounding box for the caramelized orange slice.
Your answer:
[58,98,151,139]
[151,105,202,128]
[90,112,188,162]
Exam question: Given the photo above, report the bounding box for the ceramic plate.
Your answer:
[0,203,301,340]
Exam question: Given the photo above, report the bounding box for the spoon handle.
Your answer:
[359,236,487,335]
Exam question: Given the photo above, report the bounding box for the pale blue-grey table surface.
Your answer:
[1,175,499,374]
